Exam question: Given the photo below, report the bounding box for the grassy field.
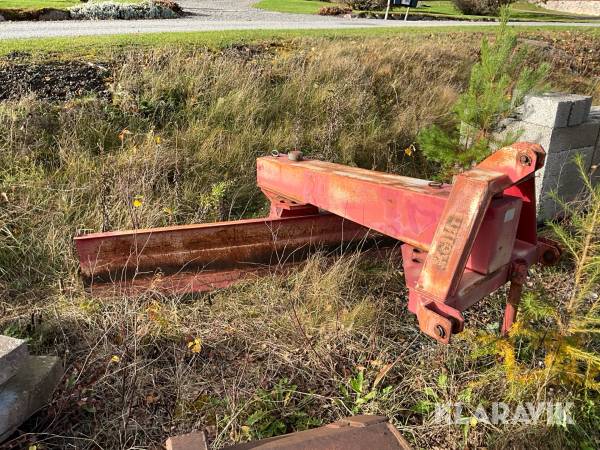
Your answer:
[254,0,333,14]
[255,0,600,21]
[0,30,599,449]
[1,26,600,58]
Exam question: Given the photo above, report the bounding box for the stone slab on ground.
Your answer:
[0,355,63,443]
[0,335,29,386]
[165,432,208,450]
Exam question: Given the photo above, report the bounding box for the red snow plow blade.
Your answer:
[75,143,560,343]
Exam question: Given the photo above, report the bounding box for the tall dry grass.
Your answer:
[0,34,598,449]
[0,37,475,300]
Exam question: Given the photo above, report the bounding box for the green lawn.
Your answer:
[253,0,333,14]
[0,0,141,9]
[0,0,79,7]
[1,26,598,59]
[255,0,600,21]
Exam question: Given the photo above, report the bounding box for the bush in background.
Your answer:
[345,0,387,11]
[318,5,352,15]
[154,0,183,14]
[452,0,515,16]
[69,1,178,20]
[0,7,70,20]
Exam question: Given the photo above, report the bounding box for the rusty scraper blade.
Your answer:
[165,416,412,450]
[75,213,377,296]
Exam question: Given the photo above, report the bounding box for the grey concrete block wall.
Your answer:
[522,93,593,128]
[590,107,600,186]
[569,95,593,126]
[522,93,573,128]
[496,93,599,222]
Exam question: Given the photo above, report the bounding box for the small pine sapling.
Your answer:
[471,158,600,443]
[417,8,549,178]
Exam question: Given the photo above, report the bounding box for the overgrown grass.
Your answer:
[0,33,598,449]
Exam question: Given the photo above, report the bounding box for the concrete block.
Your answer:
[523,93,574,128]
[568,95,593,126]
[542,146,594,177]
[536,146,595,221]
[0,336,29,386]
[549,120,600,152]
[502,120,600,153]
[498,119,552,150]
[0,356,63,442]
[165,432,208,450]
[523,93,593,128]
[589,106,600,121]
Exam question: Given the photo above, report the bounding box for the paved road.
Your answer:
[1,0,598,39]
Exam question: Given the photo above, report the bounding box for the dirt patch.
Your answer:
[0,7,70,21]
[0,60,111,101]
[527,31,600,78]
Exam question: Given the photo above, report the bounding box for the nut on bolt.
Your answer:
[519,153,532,166]
[435,324,446,339]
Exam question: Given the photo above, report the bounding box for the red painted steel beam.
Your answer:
[257,144,542,274]
[258,157,450,251]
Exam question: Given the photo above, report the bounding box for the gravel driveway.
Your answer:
[1,0,598,40]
